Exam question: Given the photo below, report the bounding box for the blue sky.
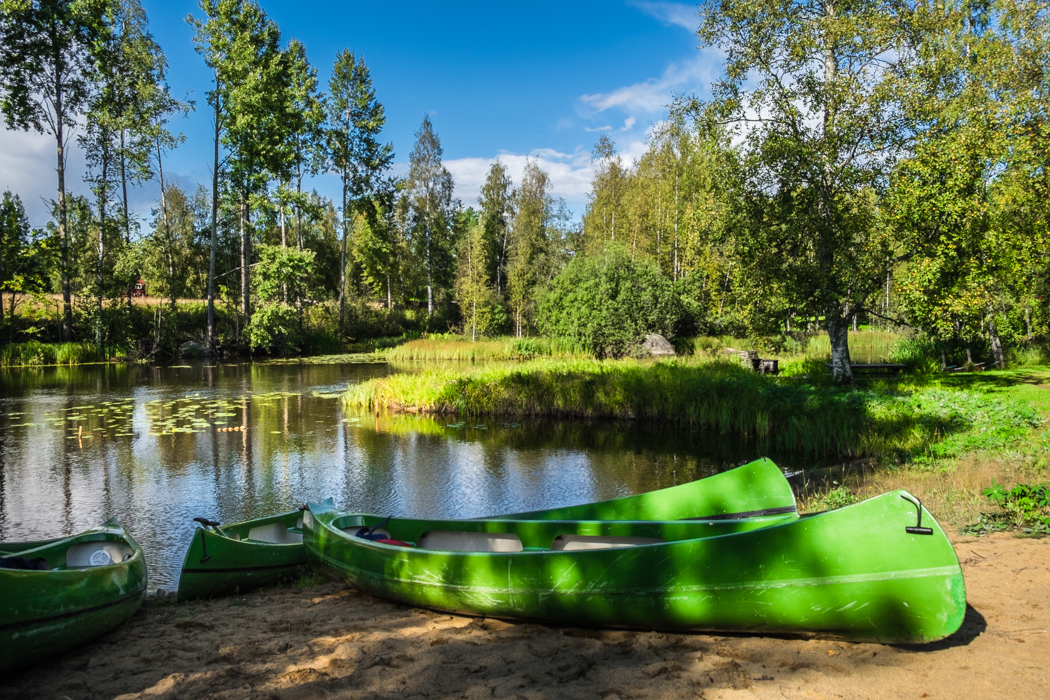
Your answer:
[0,1,719,228]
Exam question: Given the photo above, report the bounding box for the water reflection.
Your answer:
[0,360,813,590]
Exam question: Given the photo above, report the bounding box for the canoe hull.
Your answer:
[176,459,796,601]
[177,510,307,602]
[305,492,965,643]
[0,520,147,673]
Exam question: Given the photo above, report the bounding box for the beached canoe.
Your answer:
[177,504,324,602]
[0,519,148,673]
[303,491,965,643]
[177,458,796,601]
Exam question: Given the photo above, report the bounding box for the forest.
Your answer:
[0,0,1048,382]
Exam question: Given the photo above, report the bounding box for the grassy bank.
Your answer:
[0,341,110,367]
[381,335,587,362]
[345,357,1046,458]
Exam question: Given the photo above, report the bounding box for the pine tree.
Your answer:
[404,115,456,316]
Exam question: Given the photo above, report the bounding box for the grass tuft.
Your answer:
[0,341,108,367]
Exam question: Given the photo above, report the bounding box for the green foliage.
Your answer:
[539,243,680,358]
[0,341,106,367]
[802,483,859,513]
[962,481,1050,535]
[245,302,300,354]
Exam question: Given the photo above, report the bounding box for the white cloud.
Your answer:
[444,146,596,216]
[629,1,699,31]
[584,125,613,133]
[622,116,637,131]
[578,54,718,117]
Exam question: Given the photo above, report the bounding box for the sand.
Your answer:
[3,532,1047,700]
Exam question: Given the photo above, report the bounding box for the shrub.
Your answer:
[538,243,680,358]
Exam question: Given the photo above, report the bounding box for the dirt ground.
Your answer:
[3,532,1047,700]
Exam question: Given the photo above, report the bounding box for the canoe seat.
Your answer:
[247,523,303,544]
[417,531,523,553]
[551,535,663,551]
[66,542,134,567]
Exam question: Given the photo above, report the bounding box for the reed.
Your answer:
[381,335,587,362]
[0,341,107,367]
[345,357,1044,458]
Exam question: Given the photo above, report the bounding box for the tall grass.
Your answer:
[0,341,108,367]
[345,356,1043,458]
[382,335,587,362]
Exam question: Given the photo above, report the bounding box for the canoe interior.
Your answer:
[321,511,800,550]
[305,491,966,644]
[0,520,147,673]
[176,509,309,602]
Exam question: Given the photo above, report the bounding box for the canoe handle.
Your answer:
[900,494,934,535]
[194,517,221,528]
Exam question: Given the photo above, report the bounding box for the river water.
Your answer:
[0,359,812,590]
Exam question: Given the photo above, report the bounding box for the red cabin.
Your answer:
[131,279,147,298]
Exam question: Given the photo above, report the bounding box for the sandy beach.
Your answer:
[3,532,1047,700]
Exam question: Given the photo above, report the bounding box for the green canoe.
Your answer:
[176,459,796,601]
[176,504,323,602]
[0,519,148,673]
[304,490,965,643]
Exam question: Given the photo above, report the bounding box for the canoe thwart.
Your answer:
[552,535,664,551]
[901,494,934,535]
[417,531,523,553]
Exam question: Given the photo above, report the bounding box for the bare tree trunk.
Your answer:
[157,138,175,309]
[987,308,1005,368]
[206,89,220,348]
[55,87,72,342]
[426,227,434,314]
[239,194,249,319]
[386,274,392,310]
[673,169,679,281]
[121,131,133,311]
[826,305,854,383]
[280,197,287,303]
[338,186,348,334]
[95,141,107,345]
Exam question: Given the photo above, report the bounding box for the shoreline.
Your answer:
[5,532,1047,700]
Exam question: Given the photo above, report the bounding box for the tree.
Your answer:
[477,159,513,295]
[0,0,109,340]
[189,0,285,339]
[282,38,325,254]
[583,135,629,253]
[327,49,394,332]
[454,209,502,340]
[539,243,680,358]
[403,115,456,316]
[691,0,927,381]
[507,160,563,336]
[889,0,1050,367]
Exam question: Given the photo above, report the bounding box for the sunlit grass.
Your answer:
[0,341,108,367]
[381,335,588,362]
[345,357,1046,458]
